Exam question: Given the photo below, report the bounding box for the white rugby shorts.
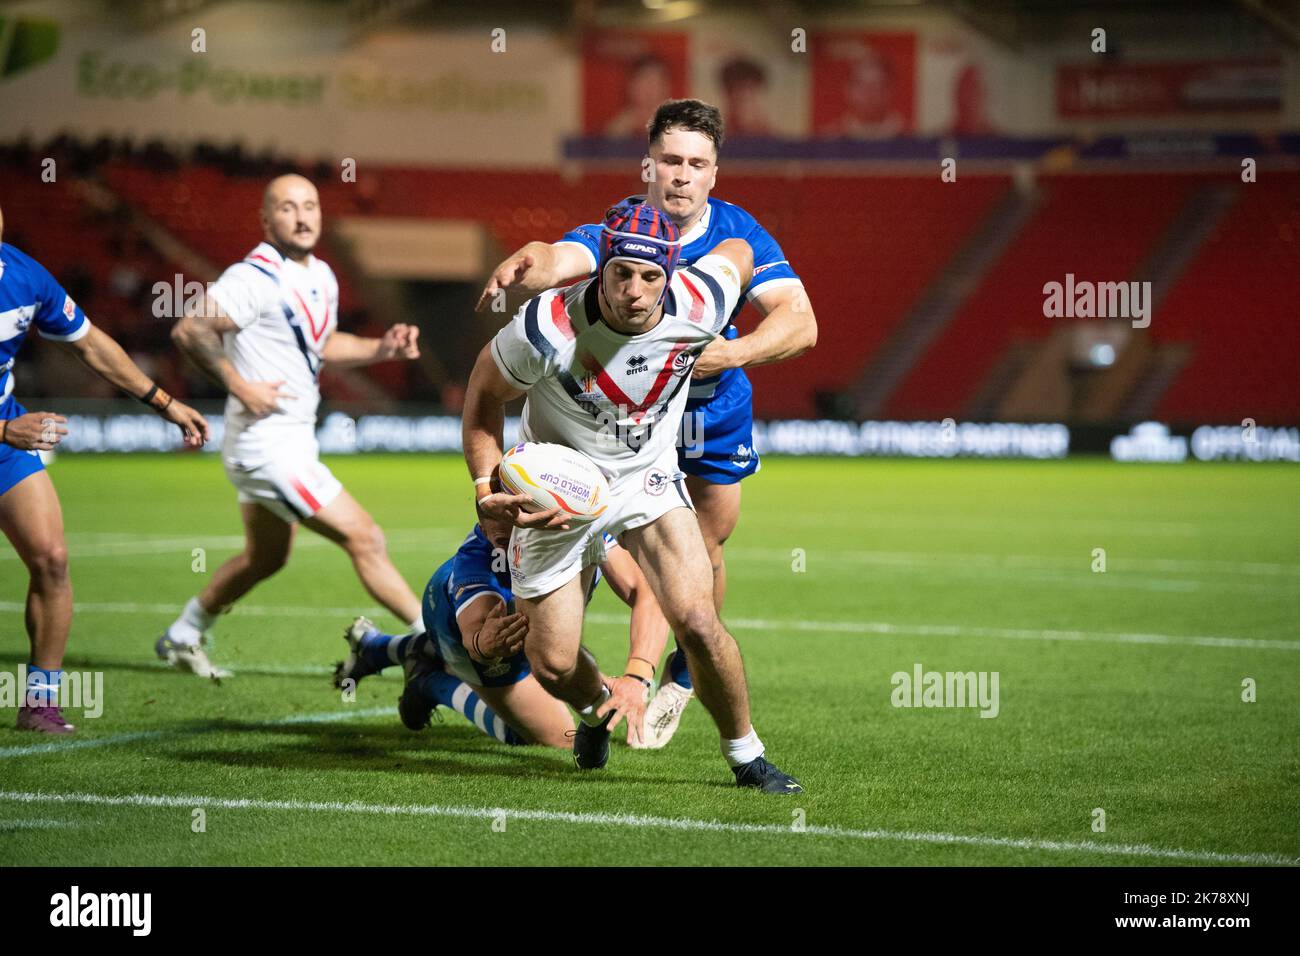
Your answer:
[507,446,692,599]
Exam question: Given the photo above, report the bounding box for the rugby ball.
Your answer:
[498,442,609,522]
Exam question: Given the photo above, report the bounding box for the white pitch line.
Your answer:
[0,601,388,619]
[584,613,1299,652]
[727,546,1300,580]
[0,789,1292,866]
[0,705,393,759]
[0,528,454,561]
[2,601,1294,652]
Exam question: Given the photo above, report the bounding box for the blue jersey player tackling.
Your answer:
[334,511,671,748]
[0,204,209,733]
[476,99,817,747]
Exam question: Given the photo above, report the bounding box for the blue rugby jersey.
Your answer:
[0,243,89,412]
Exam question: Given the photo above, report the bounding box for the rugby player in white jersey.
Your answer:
[478,100,817,749]
[159,174,425,678]
[464,201,801,792]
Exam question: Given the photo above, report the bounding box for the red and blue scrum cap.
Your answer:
[598,201,682,286]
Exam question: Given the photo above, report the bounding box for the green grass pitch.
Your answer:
[1,453,1297,866]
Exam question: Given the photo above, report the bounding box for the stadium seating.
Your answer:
[8,148,1297,421]
[885,173,1205,420]
[1152,171,1300,422]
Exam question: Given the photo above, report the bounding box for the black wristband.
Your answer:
[623,673,653,689]
[139,384,159,406]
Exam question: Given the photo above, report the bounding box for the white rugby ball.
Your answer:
[498,442,609,522]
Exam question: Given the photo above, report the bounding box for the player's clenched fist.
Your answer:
[379,323,420,361]
[0,411,68,451]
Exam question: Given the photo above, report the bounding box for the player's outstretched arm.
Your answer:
[171,294,290,419]
[321,325,420,368]
[462,342,569,530]
[58,324,209,447]
[474,242,591,312]
[598,545,672,745]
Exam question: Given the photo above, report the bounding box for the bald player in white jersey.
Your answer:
[159,174,426,678]
[465,201,801,792]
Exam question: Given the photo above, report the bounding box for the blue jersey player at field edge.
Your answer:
[332,513,671,749]
[476,99,817,748]
[0,204,209,734]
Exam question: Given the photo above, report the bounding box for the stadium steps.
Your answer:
[850,179,1042,419]
[1121,343,1193,422]
[884,173,1203,421]
[73,177,218,281]
[1150,170,1300,421]
[973,181,1239,424]
[1111,183,1238,421]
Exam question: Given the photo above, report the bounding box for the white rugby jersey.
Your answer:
[491,254,742,483]
[207,242,338,463]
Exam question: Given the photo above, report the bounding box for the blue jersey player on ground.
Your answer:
[334,509,670,749]
[0,204,209,734]
[476,99,817,748]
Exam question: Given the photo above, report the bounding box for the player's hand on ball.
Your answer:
[601,675,650,746]
[476,492,571,530]
[1,411,68,450]
[379,323,420,360]
[237,380,295,418]
[475,254,536,313]
[470,603,527,663]
[159,399,211,447]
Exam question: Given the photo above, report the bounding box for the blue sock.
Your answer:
[25,665,62,708]
[668,645,693,690]
[419,669,523,745]
[358,629,416,673]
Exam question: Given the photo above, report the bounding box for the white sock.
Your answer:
[578,685,611,727]
[403,618,427,637]
[721,727,764,767]
[168,597,216,646]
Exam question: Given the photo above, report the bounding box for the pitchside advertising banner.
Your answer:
[32,408,1300,462]
[1,1,1294,165]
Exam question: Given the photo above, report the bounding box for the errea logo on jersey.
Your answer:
[625,354,649,375]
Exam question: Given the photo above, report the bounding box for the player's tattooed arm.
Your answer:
[58,325,210,445]
[474,242,591,312]
[171,296,288,418]
[693,282,817,379]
